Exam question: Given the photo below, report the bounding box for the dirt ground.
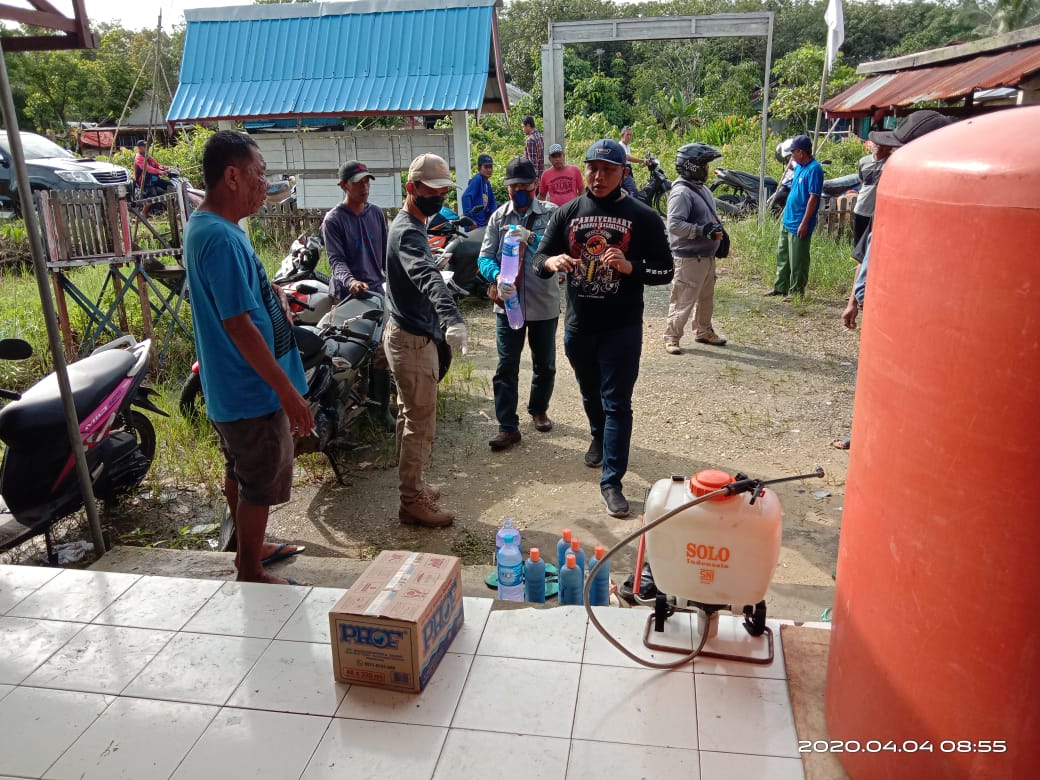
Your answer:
[247,275,859,614]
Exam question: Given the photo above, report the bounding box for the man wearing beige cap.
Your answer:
[384,153,468,527]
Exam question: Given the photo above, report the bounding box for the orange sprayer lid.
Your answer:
[571,539,581,551]
[595,544,605,557]
[530,548,541,562]
[565,553,577,568]
[690,469,737,501]
[562,528,572,541]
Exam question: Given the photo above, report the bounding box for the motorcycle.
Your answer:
[633,156,671,216]
[0,336,165,562]
[265,175,297,209]
[710,167,782,216]
[272,234,334,325]
[428,207,487,298]
[133,168,204,216]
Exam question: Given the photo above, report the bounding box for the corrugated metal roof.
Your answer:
[823,44,1040,118]
[168,0,503,123]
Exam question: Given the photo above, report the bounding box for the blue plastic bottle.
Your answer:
[495,518,520,564]
[524,547,546,603]
[497,533,524,601]
[588,544,611,606]
[556,528,573,569]
[499,228,525,330]
[559,552,585,605]
[569,538,586,575]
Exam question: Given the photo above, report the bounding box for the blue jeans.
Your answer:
[563,324,642,491]
[493,315,558,432]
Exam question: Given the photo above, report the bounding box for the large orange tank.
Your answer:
[826,106,1040,779]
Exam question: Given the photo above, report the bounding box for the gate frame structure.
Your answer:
[37,182,195,364]
[541,12,775,221]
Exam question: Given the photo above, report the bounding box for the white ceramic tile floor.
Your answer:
[0,564,810,779]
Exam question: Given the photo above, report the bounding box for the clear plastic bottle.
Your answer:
[495,518,520,560]
[588,544,611,606]
[499,227,525,330]
[524,547,546,603]
[559,552,585,605]
[556,528,573,569]
[497,533,524,601]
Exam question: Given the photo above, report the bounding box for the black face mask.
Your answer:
[586,185,623,207]
[413,190,444,217]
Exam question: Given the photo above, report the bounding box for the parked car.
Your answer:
[0,131,132,217]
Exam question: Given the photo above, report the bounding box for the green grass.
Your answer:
[724,215,856,298]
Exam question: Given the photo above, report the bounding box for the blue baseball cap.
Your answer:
[790,135,813,154]
[477,154,493,167]
[584,139,626,166]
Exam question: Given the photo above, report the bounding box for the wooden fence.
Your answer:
[818,193,857,243]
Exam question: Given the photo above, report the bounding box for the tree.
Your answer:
[3,22,183,136]
[770,43,859,133]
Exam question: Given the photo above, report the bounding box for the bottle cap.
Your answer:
[689,469,737,501]
[530,548,540,562]
[565,553,577,568]
[562,528,572,541]
[595,544,605,557]
[502,518,513,526]
[503,533,515,544]
[571,539,581,551]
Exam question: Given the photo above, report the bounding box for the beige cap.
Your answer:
[407,153,454,188]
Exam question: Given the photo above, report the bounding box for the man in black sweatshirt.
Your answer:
[533,139,674,518]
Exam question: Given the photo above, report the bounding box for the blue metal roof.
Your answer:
[168,0,505,123]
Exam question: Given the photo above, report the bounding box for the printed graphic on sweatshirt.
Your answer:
[566,214,632,298]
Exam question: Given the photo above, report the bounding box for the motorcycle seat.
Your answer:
[294,326,324,363]
[0,350,136,447]
[724,169,778,191]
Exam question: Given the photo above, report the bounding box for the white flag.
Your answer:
[825,0,845,72]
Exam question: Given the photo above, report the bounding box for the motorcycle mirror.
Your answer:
[362,309,383,321]
[0,338,33,361]
[820,159,833,165]
[457,216,476,229]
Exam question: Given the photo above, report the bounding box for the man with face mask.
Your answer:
[384,153,468,528]
[534,139,673,518]
[477,157,559,451]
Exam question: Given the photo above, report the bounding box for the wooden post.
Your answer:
[136,263,154,343]
[111,264,130,333]
[50,271,74,360]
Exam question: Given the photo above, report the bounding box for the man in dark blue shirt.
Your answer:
[320,160,388,300]
[461,153,497,227]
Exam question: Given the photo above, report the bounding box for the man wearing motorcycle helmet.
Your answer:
[534,139,673,519]
[477,156,559,451]
[321,160,388,299]
[184,131,313,586]
[663,143,727,353]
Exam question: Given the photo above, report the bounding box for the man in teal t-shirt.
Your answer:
[767,134,823,298]
[184,130,313,586]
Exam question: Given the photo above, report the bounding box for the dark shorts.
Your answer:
[212,409,294,507]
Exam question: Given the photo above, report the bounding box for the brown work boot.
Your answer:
[399,490,454,528]
[531,413,553,432]
[694,329,727,346]
[488,429,522,451]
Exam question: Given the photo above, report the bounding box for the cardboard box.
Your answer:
[329,550,463,693]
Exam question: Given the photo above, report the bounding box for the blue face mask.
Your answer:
[511,189,532,209]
